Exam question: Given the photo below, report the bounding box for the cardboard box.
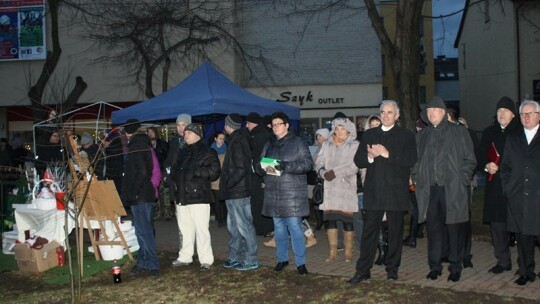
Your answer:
[14,241,60,273]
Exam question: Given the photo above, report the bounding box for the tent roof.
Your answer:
[111,62,299,124]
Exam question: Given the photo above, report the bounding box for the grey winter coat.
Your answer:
[262,132,313,218]
[315,119,359,213]
[413,119,476,224]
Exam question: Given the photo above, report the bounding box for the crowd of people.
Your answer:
[7,95,538,285]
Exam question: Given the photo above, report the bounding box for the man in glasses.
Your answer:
[500,100,540,286]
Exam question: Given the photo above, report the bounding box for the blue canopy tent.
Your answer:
[111,62,300,138]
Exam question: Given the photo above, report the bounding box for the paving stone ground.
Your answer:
[155,218,540,301]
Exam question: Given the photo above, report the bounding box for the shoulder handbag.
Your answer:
[312,177,324,205]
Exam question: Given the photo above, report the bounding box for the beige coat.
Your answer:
[211,153,225,190]
[314,118,359,213]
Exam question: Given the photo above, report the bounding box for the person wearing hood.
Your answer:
[477,96,520,276]
[411,96,476,283]
[348,100,417,284]
[314,116,359,263]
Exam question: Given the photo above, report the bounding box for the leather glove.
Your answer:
[324,170,336,181]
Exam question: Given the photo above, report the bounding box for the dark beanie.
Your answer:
[184,124,203,138]
[333,112,348,119]
[263,115,272,126]
[426,96,446,110]
[225,113,242,130]
[496,96,516,115]
[246,112,262,124]
[123,119,141,134]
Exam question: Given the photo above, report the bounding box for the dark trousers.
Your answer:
[355,210,405,276]
[426,186,467,274]
[250,174,273,235]
[516,233,539,279]
[490,222,511,268]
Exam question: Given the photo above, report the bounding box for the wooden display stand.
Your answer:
[68,137,133,263]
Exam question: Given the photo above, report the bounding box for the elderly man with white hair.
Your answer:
[348,100,417,284]
[500,100,540,286]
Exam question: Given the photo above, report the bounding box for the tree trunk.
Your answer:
[29,0,62,123]
[364,0,424,132]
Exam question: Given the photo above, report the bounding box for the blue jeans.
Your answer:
[131,202,160,271]
[226,197,258,264]
[353,193,365,250]
[274,216,306,266]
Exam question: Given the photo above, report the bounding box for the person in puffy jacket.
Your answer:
[170,124,220,271]
[262,112,313,276]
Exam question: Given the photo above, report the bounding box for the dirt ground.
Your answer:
[0,251,535,304]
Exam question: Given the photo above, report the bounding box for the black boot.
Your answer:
[416,222,425,239]
[403,217,418,248]
[508,232,516,247]
[315,209,324,231]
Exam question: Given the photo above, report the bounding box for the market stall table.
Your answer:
[13,204,75,247]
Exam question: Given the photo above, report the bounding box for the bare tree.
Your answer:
[29,0,87,123]
[64,0,274,99]
[364,0,424,131]
[279,0,425,131]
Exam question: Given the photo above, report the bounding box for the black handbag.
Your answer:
[312,177,324,205]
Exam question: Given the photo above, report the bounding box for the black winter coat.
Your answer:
[104,130,126,196]
[172,140,221,205]
[35,142,66,177]
[413,119,477,224]
[122,132,155,205]
[219,128,253,200]
[262,132,313,218]
[165,135,188,190]
[355,125,417,211]
[249,124,271,177]
[500,127,540,235]
[477,118,520,223]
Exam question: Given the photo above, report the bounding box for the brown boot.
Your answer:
[305,229,318,248]
[344,231,355,262]
[326,229,338,262]
[263,236,276,248]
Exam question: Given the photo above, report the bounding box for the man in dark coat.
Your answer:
[412,96,476,283]
[219,113,259,271]
[35,130,66,178]
[500,100,540,286]
[122,119,160,279]
[103,127,127,199]
[170,124,221,271]
[166,113,191,261]
[477,96,520,275]
[246,112,273,236]
[348,100,417,284]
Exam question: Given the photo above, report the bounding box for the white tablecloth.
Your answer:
[14,204,75,247]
